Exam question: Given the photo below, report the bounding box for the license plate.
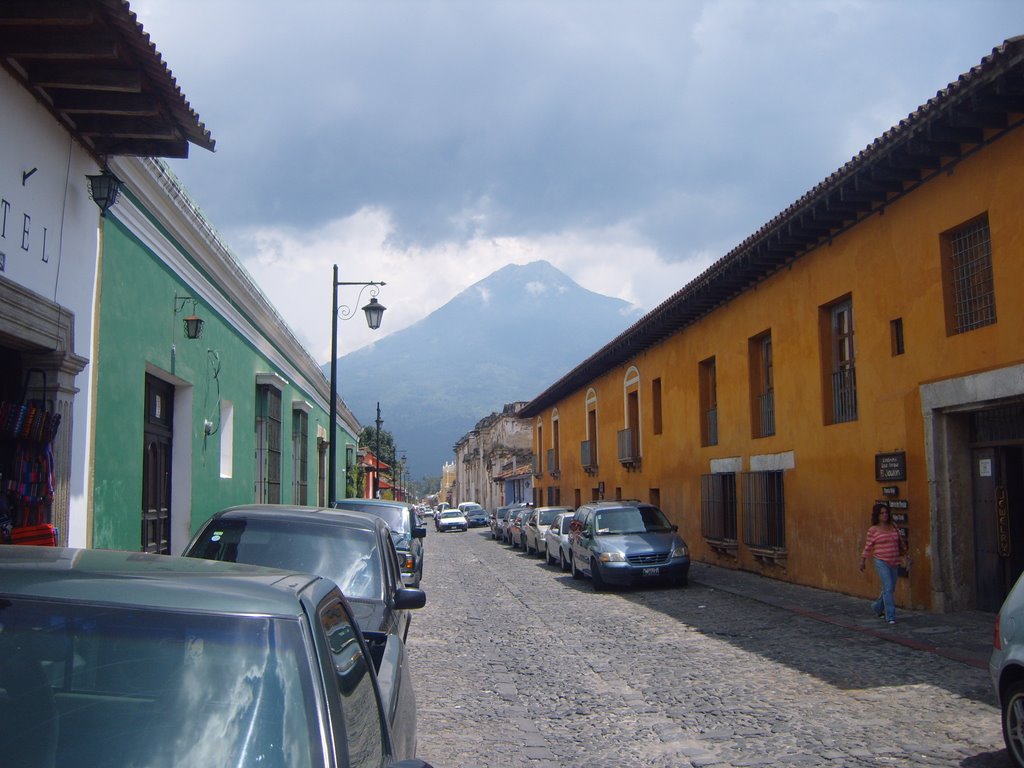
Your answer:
[642,567,660,577]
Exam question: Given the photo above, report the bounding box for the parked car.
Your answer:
[569,501,690,590]
[184,504,426,642]
[544,510,577,570]
[492,504,518,541]
[333,498,426,587]
[0,545,431,767]
[460,503,489,528]
[523,506,572,556]
[436,509,469,533]
[991,571,1024,766]
[507,506,532,548]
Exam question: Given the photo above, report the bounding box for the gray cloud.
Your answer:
[145,0,1024,264]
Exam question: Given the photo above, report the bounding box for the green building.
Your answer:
[90,157,360,552]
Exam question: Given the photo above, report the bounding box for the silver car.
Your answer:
[524,506,572,556]
[544,511,576,570]
[991,571,1024,766]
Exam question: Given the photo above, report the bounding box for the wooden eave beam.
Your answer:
[26,62,141,91]
[0,30,118,59]
[50,89,158,114]
[89,135,190,158]
[0,1,95,25]
[76,115,177,137]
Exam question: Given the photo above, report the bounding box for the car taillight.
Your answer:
[994,613,1002,650]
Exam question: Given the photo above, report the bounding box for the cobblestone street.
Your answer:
[407,527,1010,768]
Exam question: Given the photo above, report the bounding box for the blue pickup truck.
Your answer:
[0,546,433,768]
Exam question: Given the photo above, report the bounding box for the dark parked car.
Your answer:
[333,498,426,587]
[569,501,690,590]
[507,506,532,548]
[492,504,517,541]
[184,504,426,641]
[0,545,432,767]
[463,506,489,528]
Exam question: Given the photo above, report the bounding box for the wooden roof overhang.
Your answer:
[0,0,214,159]
[521,35,1024,418]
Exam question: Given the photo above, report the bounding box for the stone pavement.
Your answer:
[689,561,995,670]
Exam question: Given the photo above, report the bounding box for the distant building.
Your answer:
[453,403,533,511]
[439,461,456,506]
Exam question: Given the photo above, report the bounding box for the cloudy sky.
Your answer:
[134,0,1023,360]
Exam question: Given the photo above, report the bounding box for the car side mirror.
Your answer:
[672,525,679,532]
[394,588,426,610]
[413,527,426,539]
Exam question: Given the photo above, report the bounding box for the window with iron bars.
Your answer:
[827,299,857,424]
[741,470,785,550]
[945,215,996,334]
[699,357,718,446]
[292,409,308,505]
[751,332,775,438]
[701,473,737,543]
[255,384,282,503]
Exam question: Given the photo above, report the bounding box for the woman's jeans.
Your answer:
[871,558,899,621]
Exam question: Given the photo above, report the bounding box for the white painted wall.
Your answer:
[1,72,102,547]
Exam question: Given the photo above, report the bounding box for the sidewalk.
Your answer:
[689,561,995,670]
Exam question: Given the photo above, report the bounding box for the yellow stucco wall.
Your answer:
[533,125,1024,609]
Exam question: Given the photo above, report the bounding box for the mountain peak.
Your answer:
[334,262,641,479]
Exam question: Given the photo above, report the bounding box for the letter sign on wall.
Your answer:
[875,452,907,482]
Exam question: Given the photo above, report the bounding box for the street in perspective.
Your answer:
[409,527,1007,767]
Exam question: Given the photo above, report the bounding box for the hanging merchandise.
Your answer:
[0,368,60,545]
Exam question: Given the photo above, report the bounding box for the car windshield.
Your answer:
[560,517,575,534]
[187,518,383,600]
[0,597,319,768]
[441,511,462,519]
[333,500,411,536]
[594,506,673,535]
[538,509,561,525]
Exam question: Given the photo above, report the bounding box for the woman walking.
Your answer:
[859,502,905,624]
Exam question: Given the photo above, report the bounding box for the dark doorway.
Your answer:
[972,402,1024,611]
[142,375,173,554]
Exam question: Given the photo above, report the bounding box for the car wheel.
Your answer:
[545,547,554,566]
[526,539,534,555]
[1004,680,1024,766]
[559,549,569,572]
[521,535,527,551]
[571,554,582,580]
[591,559,607,591]
[676,575,688,587]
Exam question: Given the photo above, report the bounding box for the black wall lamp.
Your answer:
[174,294,205,340]
[86,168,123,217]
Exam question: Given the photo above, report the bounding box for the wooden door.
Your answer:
[142,375,172,554]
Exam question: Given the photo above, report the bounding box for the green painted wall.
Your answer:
[91,214,355,550]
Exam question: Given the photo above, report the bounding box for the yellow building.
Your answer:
[521,37,1024,614]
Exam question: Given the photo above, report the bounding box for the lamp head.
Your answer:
[362,297,385,330]
[86,168,123,217]
[183,314,205,340]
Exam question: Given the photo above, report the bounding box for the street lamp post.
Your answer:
[328,264,385,506]
[374,403,383,498]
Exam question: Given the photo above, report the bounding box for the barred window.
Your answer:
[255,384,282,503]
[750,332,775,438]
[701,473,737,542]
[292,409,308,505]
[945,216,996,334]
[825,298,857,424]
[741,470,785,550]
[699,357,718,446]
